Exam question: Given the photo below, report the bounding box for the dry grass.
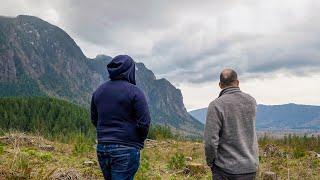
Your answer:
[0,132,319,179]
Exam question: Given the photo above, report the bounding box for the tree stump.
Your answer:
[39,144,55,151]
[185,156,193,162]
[83,160,95,166]
[261,171,277,180]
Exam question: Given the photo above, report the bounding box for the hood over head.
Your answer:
[107,55,136,85]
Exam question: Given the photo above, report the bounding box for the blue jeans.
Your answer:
[96,144,140,180]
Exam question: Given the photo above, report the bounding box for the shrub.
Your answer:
[136,152,151,179]
[259,134,320,153]
[10,152,32,179]
[0,129,5,136]
[0,145,4,155]
[311,159,319,169]
[168,152,186,170]
[148,125,175,140]
[72,133,93,155]
[24,149,37,156]
[293,148,306,158]
[73,143,91,155]
[39,152,52,162]
[22,148,52,162]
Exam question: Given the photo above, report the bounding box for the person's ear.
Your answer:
[219,82,223,89]
[235,80,239,86]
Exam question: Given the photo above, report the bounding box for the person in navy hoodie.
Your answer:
[91,55,151,180]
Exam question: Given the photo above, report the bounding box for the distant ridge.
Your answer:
[189,103,320,130]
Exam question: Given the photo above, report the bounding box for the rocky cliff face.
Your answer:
[0,15,99,105]
[0,15,203,136]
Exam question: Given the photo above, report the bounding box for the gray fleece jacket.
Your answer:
[204,87,259,174]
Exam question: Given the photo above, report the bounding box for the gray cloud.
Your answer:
[1,0,320,84]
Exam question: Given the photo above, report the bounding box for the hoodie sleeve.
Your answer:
[90,94,98,127]
[133,88,151,140]
[204,101,222,167]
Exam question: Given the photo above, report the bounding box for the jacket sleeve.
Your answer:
[90,94,98,127]
[204,102,222,167]
[133,89,151,140]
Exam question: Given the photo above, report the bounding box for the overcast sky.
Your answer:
[1,0,320,110]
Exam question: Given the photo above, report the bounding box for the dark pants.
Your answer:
[97,144,140,180]
[211,164,256,180]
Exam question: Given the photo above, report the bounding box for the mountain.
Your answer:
[189,104,320,130]
[188,108,207,124]
[256,104,320,130]
[0,15,203,136]
[0,15,97,105]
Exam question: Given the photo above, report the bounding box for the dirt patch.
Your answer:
[50,168,83,180]
[0,133,54,150]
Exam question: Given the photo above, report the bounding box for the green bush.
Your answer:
[0,145,4,155]
[24,149,37,156]
[0,129,5,136]
[293,148,306,158]
[22,148,52,162]
[148,125,175,140]
[17,153,30,169]
[10,152,32,179]
[39,152,52,161]
[259,134,320,153]
[73,143,91,155]
[136,152,151,180]
[72,133,93,155]
[168,152,186,170]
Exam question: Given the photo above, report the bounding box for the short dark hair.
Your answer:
[220,69,238,86]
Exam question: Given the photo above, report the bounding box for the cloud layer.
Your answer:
[1,0,320,85]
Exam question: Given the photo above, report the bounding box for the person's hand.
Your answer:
[206,159,215,168]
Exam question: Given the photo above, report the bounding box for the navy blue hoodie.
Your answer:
[90,55,151,149]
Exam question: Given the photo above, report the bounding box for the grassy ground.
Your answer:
[0,133,319,179]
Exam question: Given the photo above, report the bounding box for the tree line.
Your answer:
[0,96,178,143]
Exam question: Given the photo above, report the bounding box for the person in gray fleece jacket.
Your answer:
[204,69,259,180]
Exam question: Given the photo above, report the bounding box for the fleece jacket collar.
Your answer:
[219,87,241,97]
